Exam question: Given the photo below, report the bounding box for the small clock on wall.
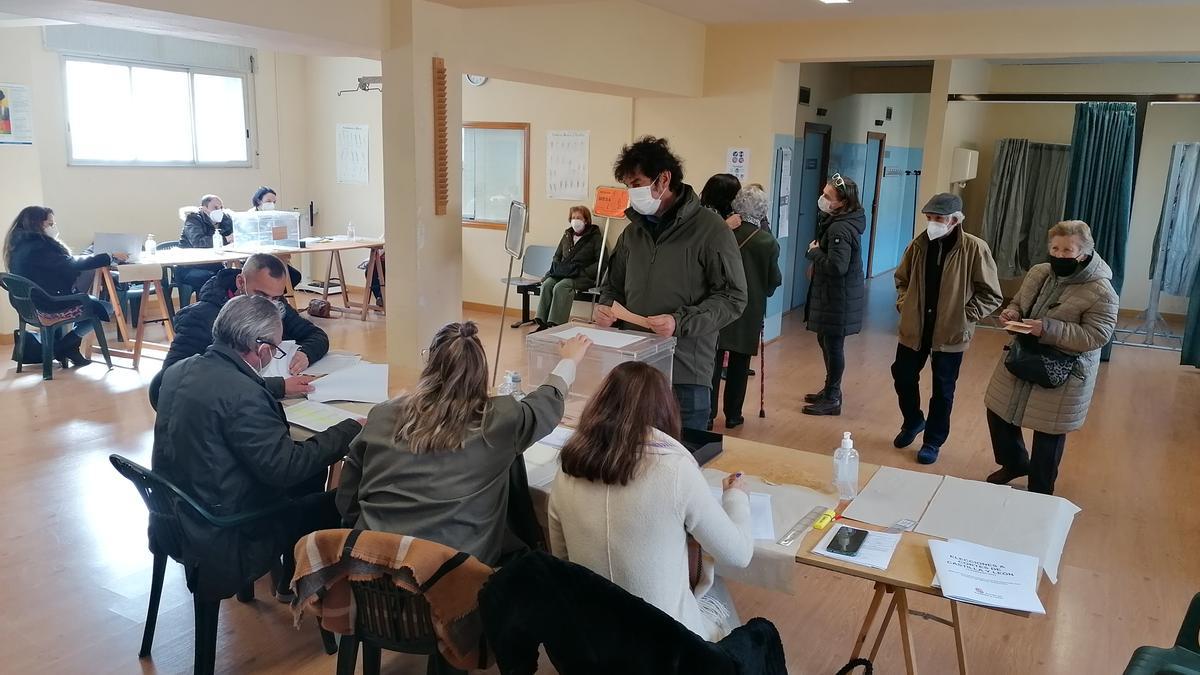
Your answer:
[465,74,489,87]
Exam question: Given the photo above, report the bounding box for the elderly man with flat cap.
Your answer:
[891,193,1002,465]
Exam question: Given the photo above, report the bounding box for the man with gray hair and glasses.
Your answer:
[152,295,363,602]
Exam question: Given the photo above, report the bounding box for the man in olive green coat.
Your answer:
[597,137,748,430]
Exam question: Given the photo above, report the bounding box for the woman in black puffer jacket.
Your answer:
[4,205,116,367]
[802,174,866,416]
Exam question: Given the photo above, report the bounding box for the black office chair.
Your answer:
[108,455,336,675]
[2,273,112,379]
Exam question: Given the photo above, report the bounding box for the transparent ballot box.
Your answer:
[525,324,676,425]
[231,210,301,249]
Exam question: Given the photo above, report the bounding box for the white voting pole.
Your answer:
[494,201,528,388]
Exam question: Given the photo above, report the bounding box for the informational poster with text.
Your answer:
[0,83,33,145]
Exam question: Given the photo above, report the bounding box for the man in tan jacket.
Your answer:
[891,193,1002,464]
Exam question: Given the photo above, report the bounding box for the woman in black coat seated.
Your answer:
[533,205,603,331]
[3,205,122,367]
[250,186,303,288]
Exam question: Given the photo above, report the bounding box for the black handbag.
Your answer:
[1004,333,1077,388]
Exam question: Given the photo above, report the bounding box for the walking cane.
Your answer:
[758,327,766,418]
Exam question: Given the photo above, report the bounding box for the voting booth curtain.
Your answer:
[1063,102,1137,361]
[982,138,1073,278]
[1152,143,1200,297]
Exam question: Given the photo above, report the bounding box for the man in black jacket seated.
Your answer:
[152,295,363,601]
[149,253,327,408]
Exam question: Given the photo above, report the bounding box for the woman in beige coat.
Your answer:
[984,221,1118,495]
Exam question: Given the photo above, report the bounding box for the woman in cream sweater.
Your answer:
[548,362,754,641]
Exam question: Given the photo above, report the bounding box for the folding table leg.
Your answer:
[896,588,919,675]
[851,582,887,659]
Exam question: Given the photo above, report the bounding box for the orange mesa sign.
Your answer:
[593,186,629,218]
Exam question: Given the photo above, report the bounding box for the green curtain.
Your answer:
[1064,102,1137,361]
[1183,267,1200,367]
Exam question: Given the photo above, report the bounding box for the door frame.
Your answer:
[865,131,887,277]
[789,122,833,313]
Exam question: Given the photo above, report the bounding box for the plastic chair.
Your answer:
[335,575,466,675]
[108,455,337,675]
[1,273,112,380]
[501,245,553,329]
[1123,593,1200,674]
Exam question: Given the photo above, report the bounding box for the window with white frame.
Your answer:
[462,122,530,227]
[63,57,251,166]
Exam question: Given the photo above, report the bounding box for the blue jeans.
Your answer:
[673,384,712,431]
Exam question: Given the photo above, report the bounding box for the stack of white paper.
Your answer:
[303,352,361,376]
[524,445,561,489]
[841,466,944,528]
[709,487,776,540]
[284,400,360,432]
[309,363,389,404]
[537,426,575,449]
[812,524,901,570]
[929,539,1045,614]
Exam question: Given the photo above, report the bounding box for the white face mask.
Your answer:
[570,218,586,233]
[628,180,663,216]
[45,224,60,239]
[259,202,276,211]
[817,195,835,214]
[209,209,225,224]
[926,220,953,240]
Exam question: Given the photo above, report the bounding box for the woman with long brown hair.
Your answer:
[337,322,591,565]
[548,361,753,640]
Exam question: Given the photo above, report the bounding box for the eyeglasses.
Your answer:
[831,173,847,194]
[255,338,287,360]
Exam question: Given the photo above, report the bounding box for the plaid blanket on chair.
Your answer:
[291,528,492,670]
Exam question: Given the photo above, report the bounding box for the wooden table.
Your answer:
[709,437,1024,675]
[286,239,386,321]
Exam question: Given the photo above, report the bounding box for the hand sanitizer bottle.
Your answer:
[144,234,157,256]
[833,431,860,500]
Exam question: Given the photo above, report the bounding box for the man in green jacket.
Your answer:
[597,137,748,430]
[891,193,1003,465]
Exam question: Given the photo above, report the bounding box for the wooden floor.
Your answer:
[2,280,1197,674]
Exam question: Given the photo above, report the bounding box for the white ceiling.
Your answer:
[436,0,1200,24]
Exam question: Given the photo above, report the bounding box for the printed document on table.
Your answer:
[812,524,901,570]
[929,539,1045,614]
[537,425,575,450]
[709,487,775,540]
[551,326,643,349]
[284,400,359,432]
[309,363,389,404]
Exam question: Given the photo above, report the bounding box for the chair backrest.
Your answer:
[349,575,440,654]
[109,454,217,559]
[0,273,39,325]
[520,245,555,278]
[157,240,182,251]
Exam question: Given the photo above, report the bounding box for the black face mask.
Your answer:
[1049,256,1081,277]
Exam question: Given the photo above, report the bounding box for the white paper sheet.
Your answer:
[551,326,643,349]
[303,353,361,376]
[308,363,389,404]
[915,476,1080,584]
[524,444,561,489]
[260,340,300,380]
[524,443,560,466]
[812,524,902,570]
[284,400,359,432]
[537,426,575,450]
[546,130,589,200]
[930,538,1046,614]
[841,466,945,528]
[709,486,775,540]
[701,468,835,593]
[336,123,369,185]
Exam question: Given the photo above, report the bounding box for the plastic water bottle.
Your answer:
[833,431,860,500]
[496,371,515,397]
[143,234,157,256]
[346,221,356,241]
[509,373,526,401]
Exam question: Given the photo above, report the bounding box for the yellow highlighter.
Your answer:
[813,509,837,530]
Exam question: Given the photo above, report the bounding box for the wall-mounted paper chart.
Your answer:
[547,130,589,200]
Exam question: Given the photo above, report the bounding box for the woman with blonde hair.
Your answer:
[338,322,591,564]
[984,220,1118,495]
[549,361,753,640]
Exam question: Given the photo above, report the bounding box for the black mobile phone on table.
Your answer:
[826,526,869,556]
